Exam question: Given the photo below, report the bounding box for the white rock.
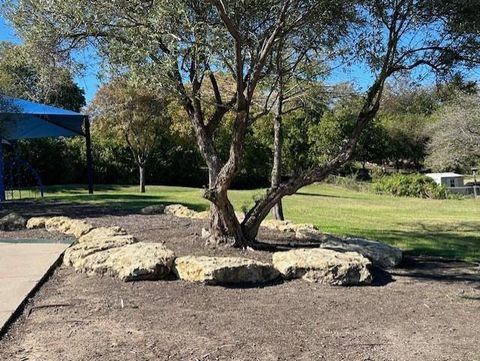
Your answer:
[262,219,317,233]
[64,227,137,266]
[45,216,93,238]
[74,242,176,281]
[319,236,403,269]
[174,256,280,285]
[272,248,372,286]
[26,216,49,229]
[164,204,199,218]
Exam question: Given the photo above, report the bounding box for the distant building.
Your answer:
[426,173,464,188]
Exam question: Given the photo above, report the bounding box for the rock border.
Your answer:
[141,204,403,268]
[25,214,393,287]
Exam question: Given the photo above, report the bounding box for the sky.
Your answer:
[0,16,101,102]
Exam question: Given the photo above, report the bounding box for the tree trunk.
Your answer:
[271,200,284,220]
[139,164,146,193]
[271,91,284,220]
[203,107,250,248]
[205,188,248,247]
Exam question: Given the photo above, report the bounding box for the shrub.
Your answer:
[372,173,446,199]
[325,174,371,192]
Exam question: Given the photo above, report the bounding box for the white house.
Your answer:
[426,172,464,188]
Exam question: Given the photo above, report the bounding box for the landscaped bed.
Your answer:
[0,203,479,361]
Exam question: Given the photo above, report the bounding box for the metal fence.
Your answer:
[447,186,479,197]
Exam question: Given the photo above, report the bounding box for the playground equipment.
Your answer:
[0,96,93,201]
[1,140,44,200]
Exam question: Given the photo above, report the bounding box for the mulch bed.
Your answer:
[0,202,479,361]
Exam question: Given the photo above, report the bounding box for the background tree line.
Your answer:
[1,40,477,189]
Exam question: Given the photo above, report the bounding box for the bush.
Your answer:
[373,173,446,199]
[325,174,371,192]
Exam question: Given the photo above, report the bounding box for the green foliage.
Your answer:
[373,173,446,199]
[0,42,85,111]
[426,94,480,172]
[378,112,430,169]
[325,174,370,192]
[308,97,388,168]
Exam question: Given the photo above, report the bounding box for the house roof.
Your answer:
[426,172,464,178]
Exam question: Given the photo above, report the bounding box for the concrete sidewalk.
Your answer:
[0,242,70,334]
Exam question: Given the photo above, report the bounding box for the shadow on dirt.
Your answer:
[392,254,480,284]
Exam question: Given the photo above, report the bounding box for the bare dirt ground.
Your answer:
[0,203,479,361]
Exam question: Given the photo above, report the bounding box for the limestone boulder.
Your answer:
[141,204,165,215]
[77,226,129,243]
[26,216,49,229]
[319,236,403,269]
[295,227,402,268]
[164,204,199,218]
[272,248,372,286]
[45,216,93,238]
[261,219,296,233]
[0,212,26,231]
[262,219,317,234]
[193,211,244,221]
[191,211,209,220]
[73,242,176,281]
[64,227,137,266]
[295,227,328,241]
[174,256,280,285]
[163,204,244,222]
[44,216,72,233]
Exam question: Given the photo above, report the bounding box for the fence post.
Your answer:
[84,116,94,194]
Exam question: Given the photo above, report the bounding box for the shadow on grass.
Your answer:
[0,194,209,218]
[338,227,480,263]
[45,184,128,194]
[415,221,480,233]
[296,192,357,200]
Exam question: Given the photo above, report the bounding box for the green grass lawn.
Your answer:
[36,183,480,262]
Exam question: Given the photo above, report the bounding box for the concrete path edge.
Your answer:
[0,251,65,339]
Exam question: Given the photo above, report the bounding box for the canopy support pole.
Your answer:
[84,116,94,194]
[0,140,5,202]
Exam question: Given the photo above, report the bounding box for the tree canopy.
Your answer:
[89,79,172,192]
[426,94,480,172]
[0,42,85,111]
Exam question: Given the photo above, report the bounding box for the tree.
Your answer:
[6,0,478,247]
[258,44,332,220]
[426,94,480,172]
[89,79,171,193]
[0,42,85,111]
[377,77,478,171]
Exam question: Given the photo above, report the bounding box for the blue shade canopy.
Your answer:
[0,96,85,140]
